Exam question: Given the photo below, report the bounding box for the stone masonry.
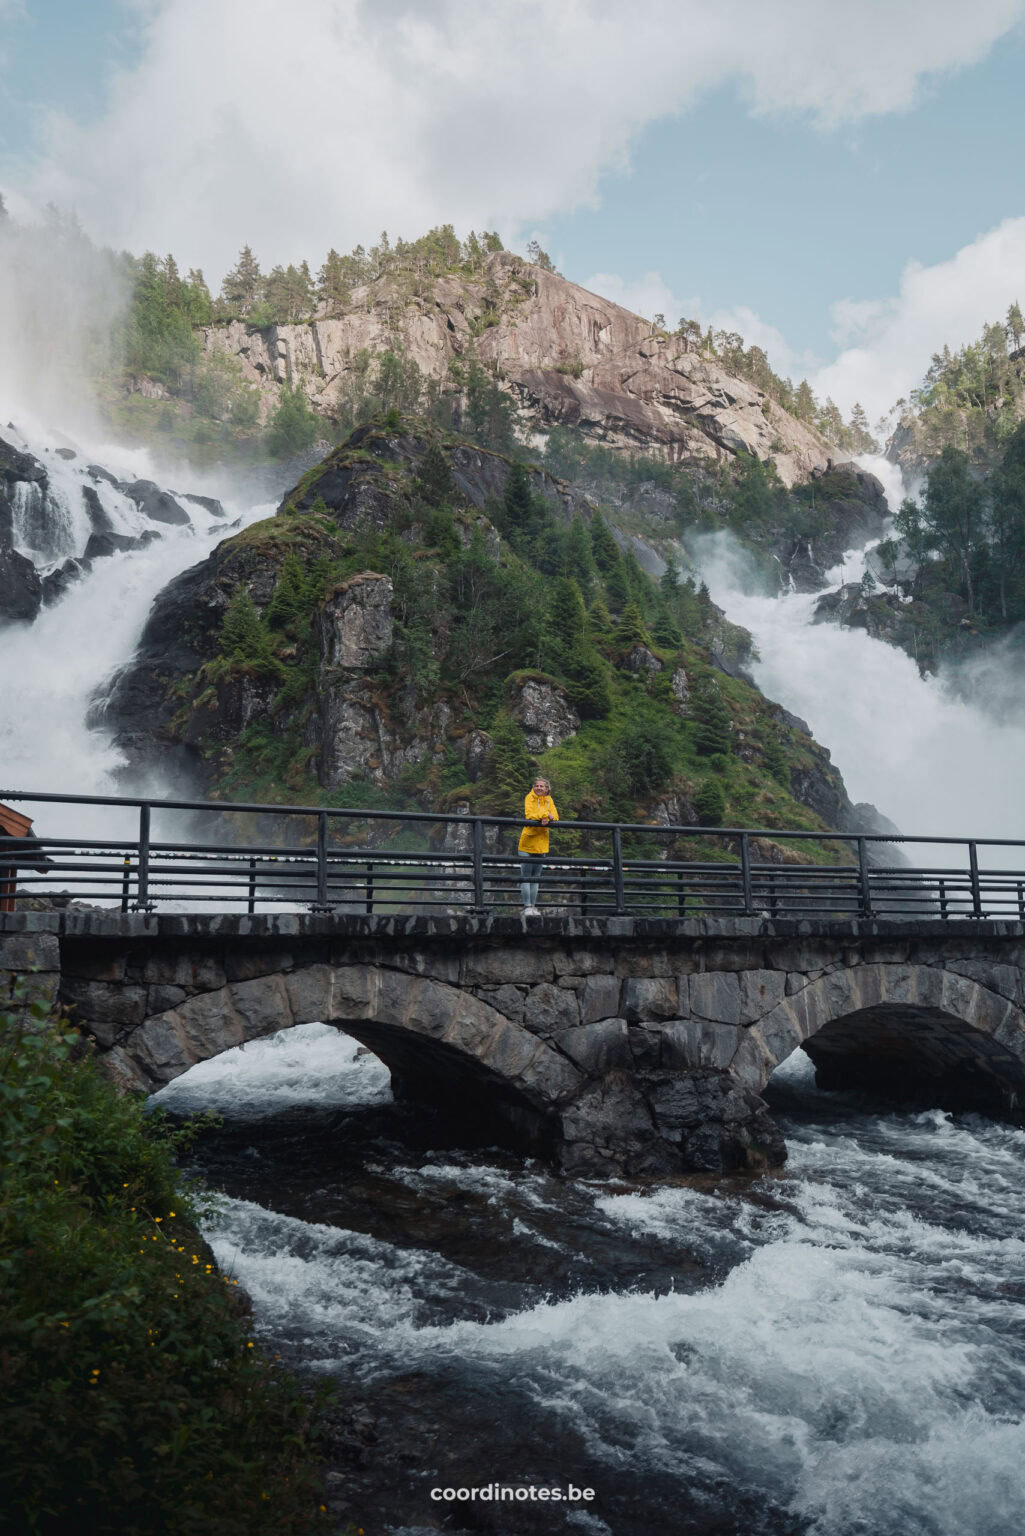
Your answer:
[4,912,1025,1176]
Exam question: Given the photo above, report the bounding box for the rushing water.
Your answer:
[156,1028,1025,1535]
[5,435,1025,1532]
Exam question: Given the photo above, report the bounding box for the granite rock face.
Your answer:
[509,678,580,753]
[200,253,834,487]
[318,572,394,670]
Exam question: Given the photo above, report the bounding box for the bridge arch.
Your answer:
[107,962,585,1154]
[747,963,1025,1115]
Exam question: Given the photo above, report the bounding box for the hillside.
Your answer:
[98,415,885,856]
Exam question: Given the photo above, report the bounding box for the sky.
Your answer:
[2,0,1025,424]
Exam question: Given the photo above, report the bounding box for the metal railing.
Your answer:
[2,788,1025,922]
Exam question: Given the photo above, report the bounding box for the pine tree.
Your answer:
[502,461,534,535]
[614,598,647,648]
[414,440,455,507]
[318,249,351,316]
[549,577,587,649]
[692,680,733,756]
[651,602,681,647]
[564,643,612,718]
[1007,301,1025,354]
[694,777,726,826]
[267,385,318,457]
[483,712,533,813]
[219,590,274,667]
[762,734,789,786]
[587,596,614,640]
[220,245,263,317]
[266,554,308,629]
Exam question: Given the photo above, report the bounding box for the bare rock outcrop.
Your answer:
[201,253,834,487]
[318,571,394,670]
[509,678,580,753]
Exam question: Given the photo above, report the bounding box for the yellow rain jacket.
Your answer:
[518,791,559,855]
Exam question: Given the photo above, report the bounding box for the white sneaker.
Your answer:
[523,905,539,916]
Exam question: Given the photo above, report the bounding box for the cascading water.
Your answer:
[6,430,1024,1534]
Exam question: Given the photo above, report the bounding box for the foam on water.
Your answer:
[153,1024,393,1117]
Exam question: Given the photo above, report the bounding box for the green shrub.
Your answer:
[0,1000,326,1535]
[694,777,726,826]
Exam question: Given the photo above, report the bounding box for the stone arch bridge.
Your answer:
[4,911,1025,1175]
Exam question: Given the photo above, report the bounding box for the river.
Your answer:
[4,432,1025,1533]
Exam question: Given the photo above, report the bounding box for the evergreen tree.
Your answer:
[1007,301,1025,353]
[414,439,455,507]
[793,379,817,422]
[267,384,319,457]
[589,517,620,574]
[219,590,278,673]
[502,462,534,536]
[651,602,681,647]
[564,643,612,718]
[266,554,308,629]
[587,596,614,640]
[563,516,595,593]
[614,599,648,648]
[548,577,587,649]
[220,245,263,317]
[483,712,533,813]
[692,679,733,756]
[694,777,726,826]
[605,560,629,613]
[762,733,789,786]
[318,249,351,316]
[923,444,985,611]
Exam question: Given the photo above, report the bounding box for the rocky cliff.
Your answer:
[200,253,833,488]
[98,416,880,848]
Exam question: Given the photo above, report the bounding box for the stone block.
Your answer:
[614,950,673,978]
[477,984,526,1021]
[0,932,60,976]
[946,960,1023,1006]
[63,978,148,1031]
[739,969,787,1024]
[122,1012,196,1087]
[661,1019,746,1072]
[284,965,336,1024]
[461,947,555,986]
[141,952,228,990]
[552,948,614,976]
[748,1007,803,1071]
[627,1024,662,1070]
[523,982,579,1035]
[225,949,294,983]
[553,1018,631,1074]
[172,990,247,1059]
[687,971,742,1025]
[147,984,187,1014]
[60,947,126,982]
[729,1029,774,1093]
[621,976,679,1022]
[227,974,293,1038]
[578,974,622,1023]
[695,943,766,974]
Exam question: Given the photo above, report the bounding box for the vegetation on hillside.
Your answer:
[0,997,327,1535]
[176,418,845,857]
[893,304,1025,467]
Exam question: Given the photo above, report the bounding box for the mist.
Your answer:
[693,506,1025,853]
[0,207,129,433]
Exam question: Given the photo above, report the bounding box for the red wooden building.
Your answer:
[0,803,50,911]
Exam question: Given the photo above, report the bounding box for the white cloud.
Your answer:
[6,0,1024,282]
[811,218,1025,421]
[580,270,695,327]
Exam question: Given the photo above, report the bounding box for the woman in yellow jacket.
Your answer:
[518,777,558,914]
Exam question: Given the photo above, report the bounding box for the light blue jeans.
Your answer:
[519,857,544,908]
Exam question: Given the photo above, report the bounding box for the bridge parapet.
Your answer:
[4,912,1025,1174]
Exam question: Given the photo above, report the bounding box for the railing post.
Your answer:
[471,819,485,914]
[136,803,153,911]
[857,837,872,919]
[740,833,753,916]
[612,826,625,915]
[315,811,329,911]
[939,878,948,920]
[1017,882,1024,923]
[366,861,375,916]
[247,857,257,916]
[121,856,131,914]
[676,866,686,919]
[969,840,982,917]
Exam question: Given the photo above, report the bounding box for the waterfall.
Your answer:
[696,456,1025,853]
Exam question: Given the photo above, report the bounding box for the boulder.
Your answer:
[0,541,42,625]
[84,530,153,561]
[121,479,191,526]
[509,677,580,752]
[670,665,690,709]
[318,572,394,670]
[41,558,87,606]
[622,643,663,674]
